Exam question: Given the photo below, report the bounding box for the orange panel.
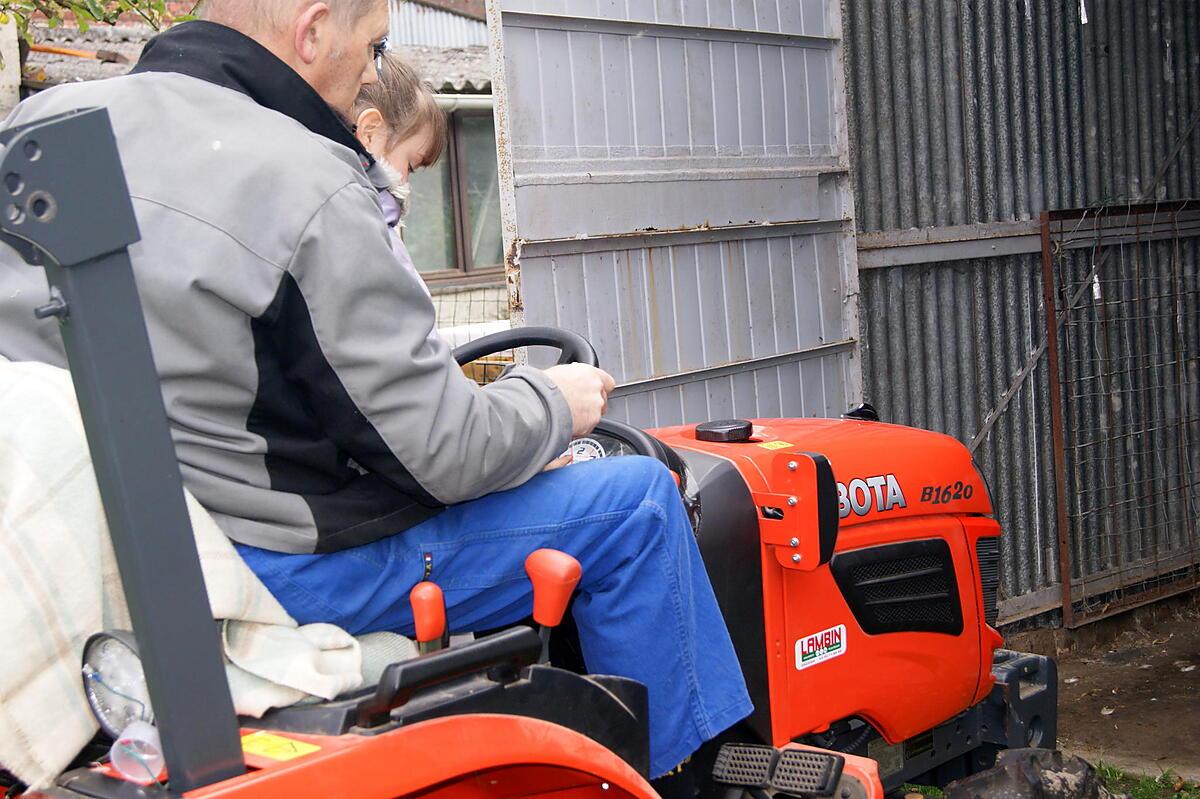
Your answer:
[179,715,656,799]
[771,515,983,744]
[653,418,992,533]
[652,417,1000,745]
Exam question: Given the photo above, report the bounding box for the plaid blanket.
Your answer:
[0,359,416,788]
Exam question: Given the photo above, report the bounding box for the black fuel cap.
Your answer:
[695,419,754,443]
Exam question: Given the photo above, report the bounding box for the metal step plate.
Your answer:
[711,743,775,788]
[711,744,845,798]
[773,749,844,797]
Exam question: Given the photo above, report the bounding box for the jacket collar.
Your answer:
[133,20,373,167]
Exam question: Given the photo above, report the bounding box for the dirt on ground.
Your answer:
[1049,601,1200,779]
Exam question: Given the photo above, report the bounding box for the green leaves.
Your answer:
[1,1,196,42]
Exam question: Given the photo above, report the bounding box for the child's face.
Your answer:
[379,128,434,181]
[355,108,434,182]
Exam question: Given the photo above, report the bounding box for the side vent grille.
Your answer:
[975,536,1001,627]
[830,539,964,635]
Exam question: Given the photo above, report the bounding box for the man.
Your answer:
[0,1,751,789]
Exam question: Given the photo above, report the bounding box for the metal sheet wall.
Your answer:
[489,0,862,428]
[391,0,488,47]
[859,254,1059,616]
[848,0,1200,233]
[520,228,855,427]
[848,0,1200,622]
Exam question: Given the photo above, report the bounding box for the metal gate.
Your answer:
[485,0,861,427]
[1042,202,1200,626]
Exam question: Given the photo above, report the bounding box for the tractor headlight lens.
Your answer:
[81,631,154,738]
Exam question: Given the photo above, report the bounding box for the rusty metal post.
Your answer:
[1040,211,1076,628]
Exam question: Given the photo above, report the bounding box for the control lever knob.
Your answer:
[410,582,447,653]
[524,549,582,628]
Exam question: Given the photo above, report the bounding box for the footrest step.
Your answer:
[711,744,844,798]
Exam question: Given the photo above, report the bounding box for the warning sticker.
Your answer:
[241,731,321,761]
[758,440,793,450]
[794,624,847,671]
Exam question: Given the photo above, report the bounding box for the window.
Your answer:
[403,110,503,285]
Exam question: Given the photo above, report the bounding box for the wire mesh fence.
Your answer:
[430,283,513,385]
[1044,201,1200,625]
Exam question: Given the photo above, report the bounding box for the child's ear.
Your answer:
[355,108,385,151]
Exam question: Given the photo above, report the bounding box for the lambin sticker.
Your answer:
[795,624,847,671]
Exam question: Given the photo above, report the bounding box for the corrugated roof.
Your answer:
[392,44,490,93]
[391,0,488,47]
[23,24,491,95]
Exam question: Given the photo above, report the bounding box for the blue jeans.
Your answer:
[235,456,752,777]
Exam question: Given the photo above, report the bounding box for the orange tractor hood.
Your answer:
[651,417,993,527]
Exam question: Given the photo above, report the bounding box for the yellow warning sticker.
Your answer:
[241,731,321,762]
[758,440,793,450]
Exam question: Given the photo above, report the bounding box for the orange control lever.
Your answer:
[410,581,447,653]
[524,549,582,628]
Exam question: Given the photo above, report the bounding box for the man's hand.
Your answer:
[543,363,615,437]
[541,453,573,472]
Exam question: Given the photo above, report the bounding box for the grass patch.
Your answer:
[900,786,943,798]
[1097,762,1200,799]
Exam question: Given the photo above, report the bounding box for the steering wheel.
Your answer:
[452,327,680,478]
[453,326,599,368]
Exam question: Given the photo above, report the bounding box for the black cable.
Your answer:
[839,724,873,754]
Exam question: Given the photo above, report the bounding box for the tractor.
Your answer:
[0,108,1055,799]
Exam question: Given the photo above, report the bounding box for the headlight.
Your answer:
[81,631,154,738]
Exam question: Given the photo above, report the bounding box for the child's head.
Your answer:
[353,53,447,180]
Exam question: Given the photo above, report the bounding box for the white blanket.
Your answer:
[0,359,417,789]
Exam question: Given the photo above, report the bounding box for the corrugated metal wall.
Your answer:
[391,0,488,47]
[850,0,1200,231]
[848,0,1200,622]
[859,254,1059,608]
[488,0,862,428]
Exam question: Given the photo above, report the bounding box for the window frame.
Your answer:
[414,108,505,289]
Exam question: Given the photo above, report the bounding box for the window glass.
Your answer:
[460,114,504,269]
[404,155,457,273]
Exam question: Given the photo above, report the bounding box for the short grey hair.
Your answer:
[200,0,383,33]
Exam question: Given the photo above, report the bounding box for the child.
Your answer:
[353,53,447,292]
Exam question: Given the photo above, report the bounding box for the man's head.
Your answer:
[202,0,390,116]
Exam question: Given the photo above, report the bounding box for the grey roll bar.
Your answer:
[0,108,245,792]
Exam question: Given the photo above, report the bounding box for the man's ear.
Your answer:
[355,108,384,149]
[293,2,332,65]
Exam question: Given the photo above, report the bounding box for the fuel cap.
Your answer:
[695,419,753,443]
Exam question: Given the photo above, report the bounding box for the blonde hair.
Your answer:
[353,52,448,167]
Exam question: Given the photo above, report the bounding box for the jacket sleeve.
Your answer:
[272,181,573,506]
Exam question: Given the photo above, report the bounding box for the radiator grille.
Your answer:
[975,536,1001,627]
[831,539,964,635]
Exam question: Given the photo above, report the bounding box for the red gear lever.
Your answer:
[525,549,583,627]
[410,581,447,654]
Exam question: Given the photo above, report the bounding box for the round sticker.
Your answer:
[570,437,606,463]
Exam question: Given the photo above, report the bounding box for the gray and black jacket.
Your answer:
[0,22,572,553]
